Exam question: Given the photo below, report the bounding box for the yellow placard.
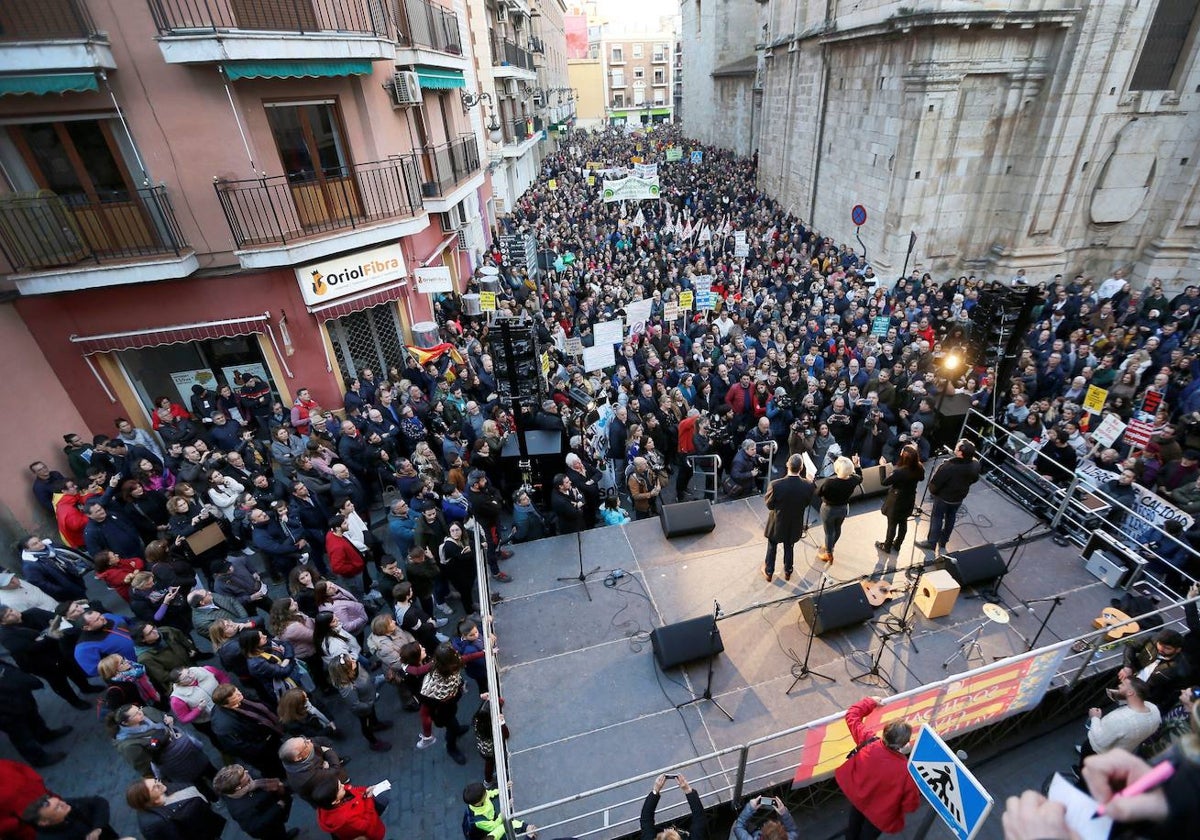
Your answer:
[548,179,558,191]
[630,155,643,164]
[479,291,497,311]
[540,351,551,376]
[679,290,695,309]
[1083,385,1108,413]
[586,161,602,170]
[587,175,595,186]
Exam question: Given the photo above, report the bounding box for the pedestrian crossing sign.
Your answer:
[907,726,992,840]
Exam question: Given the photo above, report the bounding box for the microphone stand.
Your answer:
[788,574,836,692]
[675,600,734,721]
[851,624,898,693]
[1023,594,1065,651]
[557,524,602,601]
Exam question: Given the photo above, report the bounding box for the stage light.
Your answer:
[943,353,962,374]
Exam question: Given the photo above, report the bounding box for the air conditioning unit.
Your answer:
[503,79,519,98]
[440,200,469,232]
[456,229,469,250]
[389,71,422,107]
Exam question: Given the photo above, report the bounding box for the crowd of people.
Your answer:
[5,121,1200,839]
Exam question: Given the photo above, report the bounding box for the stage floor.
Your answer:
[492,482,1121,838]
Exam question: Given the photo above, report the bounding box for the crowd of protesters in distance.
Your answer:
[7,121,1200,839]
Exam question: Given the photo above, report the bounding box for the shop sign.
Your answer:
[414,266,454,294]
[296,243,407,306]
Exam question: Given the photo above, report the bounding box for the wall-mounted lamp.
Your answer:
[461,91,503,144]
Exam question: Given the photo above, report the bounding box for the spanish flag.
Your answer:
[405,343,464,367]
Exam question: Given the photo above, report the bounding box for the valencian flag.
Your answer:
[404,343,464,367]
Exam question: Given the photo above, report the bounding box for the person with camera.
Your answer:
[733,794,798,840]
[640,773,706,840]
[627,457,662,520]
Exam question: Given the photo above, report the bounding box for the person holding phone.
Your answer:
[640,772,706,840]
[733,795,798,840]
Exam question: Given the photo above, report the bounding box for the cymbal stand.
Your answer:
[942,619,989,670]
[787,574,836,692]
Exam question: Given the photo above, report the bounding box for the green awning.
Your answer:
[224,60,373,81]
[415,67,465,89]
[0,73,98,97]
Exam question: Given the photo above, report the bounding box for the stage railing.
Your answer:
[503,583,1197,840]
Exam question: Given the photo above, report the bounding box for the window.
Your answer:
[653,69,665,85]
[611,70,625,88]
[633,88,645,106]
[12,120,135,204]
[611,45,623,63]
[265,102,351,180]
[1130,0,1200,90]
[589,44,598,58]
[633,43,643,58]
[613,93,625,107]
[653,43,667,62]
[654,93,665,106]
[634,67,644,79]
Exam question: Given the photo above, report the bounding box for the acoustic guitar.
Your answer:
[861,579,904,607]
[1092,607,1140,640]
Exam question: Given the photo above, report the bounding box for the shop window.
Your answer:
[327,302,405,380]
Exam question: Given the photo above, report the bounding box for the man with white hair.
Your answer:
[565,453,601,525]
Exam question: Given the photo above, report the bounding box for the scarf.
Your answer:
[229,699,283,735]
[114,662,161,703]
[420,668,463,702]
[116,718,167,742]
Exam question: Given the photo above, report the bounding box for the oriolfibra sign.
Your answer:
[296,243,407,306]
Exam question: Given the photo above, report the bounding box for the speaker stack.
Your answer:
[968,283,1038,390]
[485,318,544,413]
[650,615,724,669]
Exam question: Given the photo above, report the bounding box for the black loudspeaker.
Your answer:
[797,584,874,636]
[650,615,724,669]
[942,543,1006,586]
[659,499,716,537]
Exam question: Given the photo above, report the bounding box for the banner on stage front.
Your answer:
[602,176,661,202]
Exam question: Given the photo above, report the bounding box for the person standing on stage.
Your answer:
[816,455,862,564]
[762,454,815,582]
[835,697,920,840]
[876,445,925,555]
[915,439,980,555]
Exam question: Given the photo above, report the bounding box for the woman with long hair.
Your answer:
[419,642,470,765]
[208,619,252,688]
[327,654,392,752]
[287,565,323,618]
[367,613,420,711]
[876,445,926,555]
[237,628,310,702]
[134,456,175,494]
[117,479,170,544]
[437,521,478,614]
[276,686,338,739]
[268,596,331,694]
[97,653,160,707]
[312,612,364,669]
[125,777,226,840]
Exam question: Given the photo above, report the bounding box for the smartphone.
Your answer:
[663,774,679,780]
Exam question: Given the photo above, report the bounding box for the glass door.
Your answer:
[265,102,362,230]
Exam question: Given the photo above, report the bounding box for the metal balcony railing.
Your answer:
[416,135,479,197]
[214,156,423,248]
[394,0,461,54]
[0,0,100,41]
[505,116,532,145]
[148,0,389,37]
[0,186,188,273]
[490,32,535,71]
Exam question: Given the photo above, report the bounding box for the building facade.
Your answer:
[0,0,577,529]
[601,31,677,126]
[685,0,1200,283]
[679,0,762,157]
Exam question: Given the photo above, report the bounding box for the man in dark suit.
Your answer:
[762,454,815,582]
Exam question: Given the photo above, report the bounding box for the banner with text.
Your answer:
[602,176,661,202]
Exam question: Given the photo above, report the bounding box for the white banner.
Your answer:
[733,231,749,258]
[602,176,661,203]
[414,266,454,294]
[582,344,614,372]
[592,319,625,346]
[623,298,653,327]
[1076,461,1194,539]
[633,162,658,179]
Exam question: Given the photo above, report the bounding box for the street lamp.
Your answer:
[461,91,504,144]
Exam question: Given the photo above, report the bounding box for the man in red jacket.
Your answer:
[326,514,369,597]
[834,697,921,840]
[311,771,388,840]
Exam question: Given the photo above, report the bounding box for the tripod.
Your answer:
[787,574,836,692]
[942,620,988,670]
[675,600,734,721]
[1024,594,1066,651]
[851,624,898,692]
[557,527,602,601]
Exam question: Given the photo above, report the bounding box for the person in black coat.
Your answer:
[0,659,72,767]
[125,778,226,840]
[762,454,816,581]
[0,605,97,709]
[210,684,287,779]
[20,793,118,840]
[550,473,586,534]
[816,455,863,563]
[916,439,981,554]
[876,444,926,555]
[213,764,296,840]
[639,772,706,840]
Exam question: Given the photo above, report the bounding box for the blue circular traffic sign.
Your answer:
[851,204,867,226]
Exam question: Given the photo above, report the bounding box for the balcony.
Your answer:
[147,0,395,65]
[0,0,116,75]
[416,135,483,211]
[0,186,198,293]
[491,32,536,79]
[214,156,429,269]
[393,0,466,70]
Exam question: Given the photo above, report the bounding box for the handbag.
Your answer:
[846,735,878,760]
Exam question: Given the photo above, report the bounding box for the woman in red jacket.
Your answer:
[834,697,921,840]
[312,772,388,840]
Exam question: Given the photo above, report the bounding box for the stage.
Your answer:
[491,481,1130,838]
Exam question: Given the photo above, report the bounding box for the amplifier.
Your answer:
[1085,550,1129,589]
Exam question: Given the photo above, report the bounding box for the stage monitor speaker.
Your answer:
[659,499,716,538]
[650,615,724,669]
[942,543,1006,586]
[798,583,874,636]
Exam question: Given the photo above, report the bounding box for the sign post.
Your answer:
[907,727,993,840]
[851,204,868,263]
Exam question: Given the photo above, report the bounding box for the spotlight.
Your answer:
[943,353,962,374]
